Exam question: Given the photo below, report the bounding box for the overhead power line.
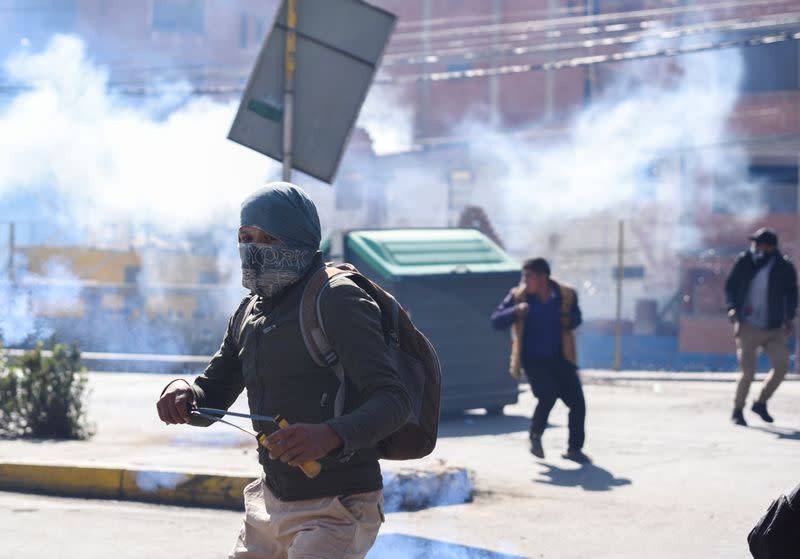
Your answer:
[383,12,800,67]
[376,29,800,84]
[0,27,795,95]
[389,0,796,44]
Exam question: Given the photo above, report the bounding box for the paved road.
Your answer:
[4,377,799,558]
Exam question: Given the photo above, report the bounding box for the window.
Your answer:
[124,266,141,284]
[448,169,473,211]
[152,0,205,34]
[751,165,799,214]
[197,270,219,284]
[741,41,799,93]
[335,175,364,210]
[239,12,248,48]
[255,17,267,43]
[713,165,799,215]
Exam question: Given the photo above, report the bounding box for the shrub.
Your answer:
[0,342,93,439]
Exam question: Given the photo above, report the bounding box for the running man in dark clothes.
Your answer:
[491,257,590,463]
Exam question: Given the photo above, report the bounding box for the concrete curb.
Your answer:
[0,461,474,512]
[0,463,250,509]
[581,371,800,383]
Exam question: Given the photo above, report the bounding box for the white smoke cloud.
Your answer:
[466,37,754,256]
[359,85,415,156]
[0,256,82,345]
[0,35,273,234]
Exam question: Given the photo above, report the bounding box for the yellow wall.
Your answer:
[22,247,141,284]
[20,246,221,285]
[19,246,225,319]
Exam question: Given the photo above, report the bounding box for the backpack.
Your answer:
[299,263,442,460]
[748,483,800,559]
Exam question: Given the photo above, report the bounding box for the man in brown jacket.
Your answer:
[491,258,589,463]
[156,182,411,558]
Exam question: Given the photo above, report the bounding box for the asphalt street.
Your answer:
[4,377,799,558]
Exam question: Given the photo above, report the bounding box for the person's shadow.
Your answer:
[438,412,530,438]
[535,462,631,492]
[750,425,800,441]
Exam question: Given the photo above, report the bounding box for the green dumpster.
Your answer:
[339,228,521,415]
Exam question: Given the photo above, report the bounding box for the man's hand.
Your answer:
[264,423,343,467]
[515,302,529,318]
[727,309,739,324]
[156,381,195,424]
[784,320,795,337]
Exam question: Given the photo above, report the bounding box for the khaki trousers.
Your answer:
[734,320,790,409]
[229,479,384,559]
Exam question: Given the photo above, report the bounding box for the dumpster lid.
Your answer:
[346,229,520,278]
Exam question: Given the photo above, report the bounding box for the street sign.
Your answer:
[228,0,396,184]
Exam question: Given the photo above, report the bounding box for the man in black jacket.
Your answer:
[156,183,411,558]
[724,228,797,426]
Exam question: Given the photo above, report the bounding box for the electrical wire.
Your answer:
[376,29,800,84]
[388,0,797,43]
[382,11,800,67]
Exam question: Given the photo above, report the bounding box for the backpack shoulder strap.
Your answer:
[299,265,354,368]
[300,264,385,420]
[233,294,258,348]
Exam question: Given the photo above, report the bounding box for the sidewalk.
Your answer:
[582,369,800,382]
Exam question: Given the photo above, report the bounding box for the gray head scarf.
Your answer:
[239,182,321,298]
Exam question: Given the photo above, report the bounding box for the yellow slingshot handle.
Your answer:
[257,415,322,479]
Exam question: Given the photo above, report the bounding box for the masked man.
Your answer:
[157,183,411,559]
[725,228,797,426]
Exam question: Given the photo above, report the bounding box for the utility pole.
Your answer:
[614,220,624,371]
[585,0,598,104]
[418,0,431,141]
[489,0,502,127]
[7,222,14,284]
[545,0,557,119]
[282,0,297,182]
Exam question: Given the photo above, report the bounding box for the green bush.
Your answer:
[0,342,93,439]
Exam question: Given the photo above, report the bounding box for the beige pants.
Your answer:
[229,479,384,559]
[734,320,790,409]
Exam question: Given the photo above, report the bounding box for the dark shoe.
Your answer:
[751,401,774,423]
[530,434,545,459]
[731,408,747,426]
[562,448,592,464]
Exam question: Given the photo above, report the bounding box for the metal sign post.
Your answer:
[614,220,624,371]
[282,0,296,182]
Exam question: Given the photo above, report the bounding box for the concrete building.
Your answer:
[0,0,279,96]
